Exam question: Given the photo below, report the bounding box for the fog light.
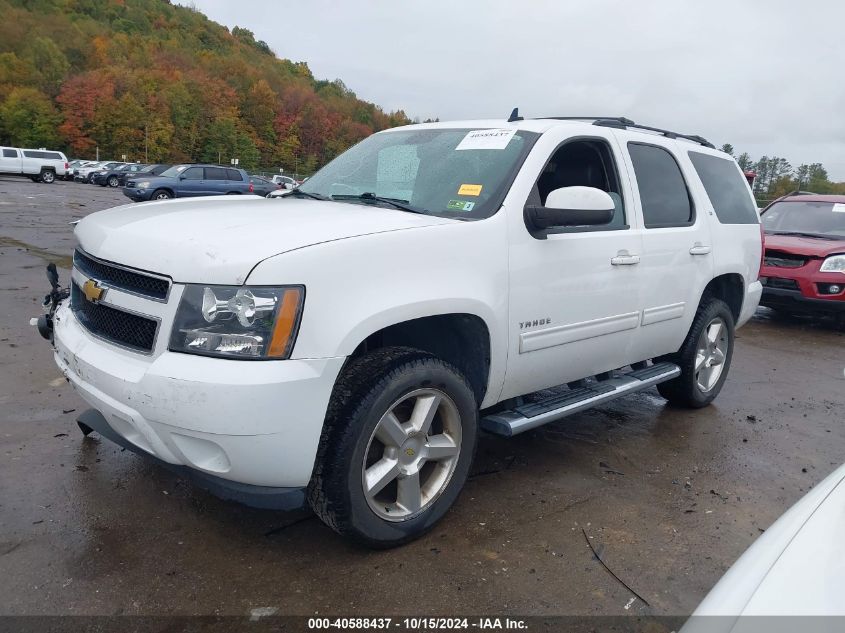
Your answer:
[829,284,842,294]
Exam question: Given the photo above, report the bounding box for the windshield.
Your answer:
[299,127,539,219]
[761,200,845,238]
[159,164,190,178]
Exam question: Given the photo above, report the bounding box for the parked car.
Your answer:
[122,164,252,201]
[0,146,68,183]
[65,159,94,181]
[92,163,134,187]
[41,115,762,547]
[271,174,298,189]
[76,161,123,183]
[94,163,167,187]
[758,193,845,319]
[686,463,845,620]
[249,175,281,197]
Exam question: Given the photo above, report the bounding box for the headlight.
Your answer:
[169,285,304,359]
[138,181,150,189]
[820,255,845,274]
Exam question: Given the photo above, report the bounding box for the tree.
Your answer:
[24,37,70,96]
[0,87,60,147]
[720,143,734,157]
[736,152,753,171]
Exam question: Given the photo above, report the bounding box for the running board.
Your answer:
[480,362,680,437]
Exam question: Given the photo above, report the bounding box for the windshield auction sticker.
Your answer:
[458,184,482,196]
[455,128,517,151]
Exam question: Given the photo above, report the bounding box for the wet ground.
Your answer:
[0,177,843,617]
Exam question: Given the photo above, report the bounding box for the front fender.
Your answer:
[246,217,510,408]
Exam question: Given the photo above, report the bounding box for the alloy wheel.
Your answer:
[362,388,462,522]
[695,317,729,392]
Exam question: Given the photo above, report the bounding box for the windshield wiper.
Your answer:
[331,192,428,215]
[285,188,329,201]
[768,230,839,240]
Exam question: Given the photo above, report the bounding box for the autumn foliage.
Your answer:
[0,0,410,172]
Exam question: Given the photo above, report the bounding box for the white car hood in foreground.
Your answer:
[75,196,454,284]
[689,463,845,623]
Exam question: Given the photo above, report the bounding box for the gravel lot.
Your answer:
[1,177,843,617]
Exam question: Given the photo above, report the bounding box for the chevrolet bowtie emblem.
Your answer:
[82,279,106,303]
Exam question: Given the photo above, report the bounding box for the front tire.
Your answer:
[657,297,735,408]
[308,347,478,548]
[107,176,120,187]
[151,189,172,200]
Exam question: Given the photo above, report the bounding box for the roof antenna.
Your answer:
[508,107,523,122]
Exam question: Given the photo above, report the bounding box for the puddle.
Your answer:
[0,236,73,269]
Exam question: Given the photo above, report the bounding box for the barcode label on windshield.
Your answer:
[455,129,516,151]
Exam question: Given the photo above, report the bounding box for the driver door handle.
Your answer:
[689,243,712,256]
[611,250,640,266]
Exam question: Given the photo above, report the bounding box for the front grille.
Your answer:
[764,250,807,268]
[71,283,158,353]
[73,250,169,301]
[765,277,800,291]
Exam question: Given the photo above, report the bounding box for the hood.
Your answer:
[74,196,454,284]
[741,465,845,615]
[764,233,845,258]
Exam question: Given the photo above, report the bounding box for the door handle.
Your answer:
[689,243,712,256]
[611,251,640,266]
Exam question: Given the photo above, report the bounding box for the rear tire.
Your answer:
[657,297,735,408]
[308,347,478,548]
[151,189,172,200]
[39,169,55,184]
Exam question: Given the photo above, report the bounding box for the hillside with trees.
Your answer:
[0,0,410,172]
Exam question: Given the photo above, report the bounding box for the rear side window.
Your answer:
[628,143,693,228]
[226,169,243,181]
[26,151,64,160]
[688,151,758,224]
[3,149,18,158]
[205,167,228,180]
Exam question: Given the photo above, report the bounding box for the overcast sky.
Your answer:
[185,0,845,180]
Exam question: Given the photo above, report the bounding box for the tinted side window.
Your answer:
[689,151,758,224]
[205,167,228,180]
[23,151,42,158]
[226,169,243,181]
[3,149,17,158]
[628,143,693,228]
[45,152,62,160]
[182,167,204,180]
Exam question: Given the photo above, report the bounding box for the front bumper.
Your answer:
[122,186,154,201]
[761,286,845,313]
[53,299,345,489]
[759,265,845,314]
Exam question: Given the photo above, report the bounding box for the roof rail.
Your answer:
[532,116,715,149]
[592,118,715,149]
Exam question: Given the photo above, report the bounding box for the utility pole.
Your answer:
[144,124,148,163]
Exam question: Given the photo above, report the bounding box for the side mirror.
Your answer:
[525,186,615,237]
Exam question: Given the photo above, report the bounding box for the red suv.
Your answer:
[759,194,845,318]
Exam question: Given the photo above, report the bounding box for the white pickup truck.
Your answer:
[41,115,762,547]
[0,146,68,183]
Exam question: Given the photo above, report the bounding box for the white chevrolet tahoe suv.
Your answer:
[42,115,763,547]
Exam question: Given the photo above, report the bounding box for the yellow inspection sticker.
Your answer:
[458,184,482,196]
